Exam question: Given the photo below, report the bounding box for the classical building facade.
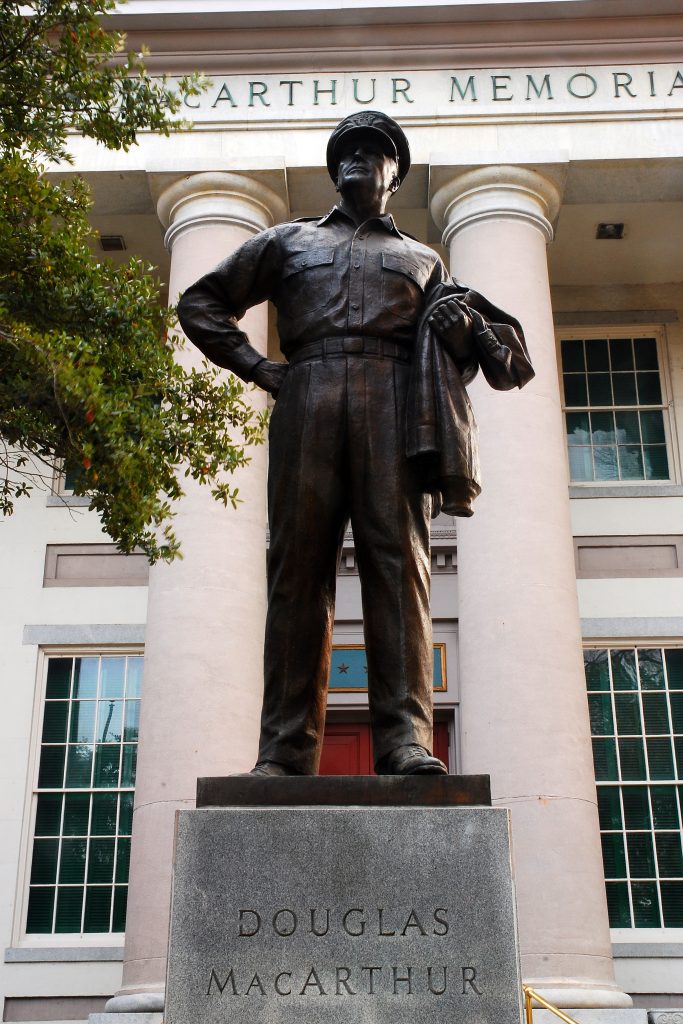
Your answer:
[1,1,683,1022]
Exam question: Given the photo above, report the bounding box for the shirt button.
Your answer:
[354,262,360,269]
[351,303,359,310]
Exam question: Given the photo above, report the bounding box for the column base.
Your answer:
[103,993,164,1014]
[90,1015,162,1024]
[527,983,634,1009]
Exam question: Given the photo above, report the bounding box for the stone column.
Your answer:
[105,173,287,1014]
[431,167,630,1009]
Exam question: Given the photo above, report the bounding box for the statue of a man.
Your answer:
[178,111,533,777]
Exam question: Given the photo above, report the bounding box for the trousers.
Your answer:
[257,346,434,774]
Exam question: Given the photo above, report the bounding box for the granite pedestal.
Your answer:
[165,775,523,1024]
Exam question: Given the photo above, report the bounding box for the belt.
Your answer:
[288,336,411,364]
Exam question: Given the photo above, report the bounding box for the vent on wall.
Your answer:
[99,234,126,251]
[596,223,624,240]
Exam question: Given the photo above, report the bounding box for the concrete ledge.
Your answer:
[90,1016,163,1024]
[5,945,123,962]
[23,624,146,646]
[581,617,683,639]
[613,943,683,957]
[196,773,492,807]
[534,1012,646,1024]
[569,486,683,499]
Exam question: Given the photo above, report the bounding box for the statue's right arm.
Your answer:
[176,228,282,384]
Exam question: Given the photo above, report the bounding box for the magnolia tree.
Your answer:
[0,0,266,562]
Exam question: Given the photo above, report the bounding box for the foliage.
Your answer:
[0,2,266,562]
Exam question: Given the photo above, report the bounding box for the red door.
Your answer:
[319,721,450,775]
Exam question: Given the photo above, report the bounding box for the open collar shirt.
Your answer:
[177,206,450,380]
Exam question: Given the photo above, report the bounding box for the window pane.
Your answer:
[606,881,631,927]
[73,658,99,699]
[35,795,62,837]
[30,839,59,884]
[612,373,637,405]
[112,886,128,932]
[623,787,651,829]
[591,411,615,443]
[100,658,126,698]
[612,650,638,690]
[639,649,664,690]
[124,701,140,742]
[655,833,683,877]
[119,793,134,835]
[640,410,665,444]
[617,446,644,480]
[65,745,93,789]
[661,882,683,926]
[55,887,83,933]
[589,694,614,735]
[593,738,618,781]
[594,446,618,480]
[614,694,642,735]
[586,338,609,371]
[674,738,683,778]
[588,373,612,405]
[562,339,585,371]
[601,833,626,878]
[92,793,118,836]
[88,839,115,883]
[642,693,670,734]
[94,746,120,788]
[59,839,86,884]
[631,881,661,926]
[69,701,95,743]
[38,745,65,789]
[615,411,641,444]
[63,794,90,836]
[585,650,610,691]
[619,738,646,780]
[651,787,680,829]
[634,337,658,370]
[670,693,683,733]
[566,412,589,445]
[116,837,131,883]
[597,786,622,829]
[42,702,69,744]
[564,374,588,406]
[647,738,675,780]
[121,745,138,787]
[97,700,123,743]
[26,888,54,933]
[126,658,143,698]
[46,659,71,699]
[84,886,112,932]
[643,446,669,480]
[637,372,662,405]
[666,650,683,690]
[609,337,634,371]
[568,447,593,481]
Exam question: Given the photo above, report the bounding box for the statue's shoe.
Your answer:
[375,744,448,776]
[234,761,298,777]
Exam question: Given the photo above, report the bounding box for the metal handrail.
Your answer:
[523,986,583,1024]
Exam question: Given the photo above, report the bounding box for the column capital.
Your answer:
[156,171,288,251]
[430,165,562,248]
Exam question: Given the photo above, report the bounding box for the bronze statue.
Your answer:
[178,112,534,777]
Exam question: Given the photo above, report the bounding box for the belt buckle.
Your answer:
[343,337,363,354]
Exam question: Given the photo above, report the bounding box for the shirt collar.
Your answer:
[317,206,403,239]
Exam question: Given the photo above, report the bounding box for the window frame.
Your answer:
[557,325,680,488]
[584,638,683,943]
[12,645,143,950]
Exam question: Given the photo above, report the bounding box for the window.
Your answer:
[25,654,142,936]
[561,332,672,483]
[585,646,683,928]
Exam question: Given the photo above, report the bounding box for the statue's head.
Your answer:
[326,111,411,195]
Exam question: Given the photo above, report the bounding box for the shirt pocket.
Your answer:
[380,251,425,323]
[281,248,335,314]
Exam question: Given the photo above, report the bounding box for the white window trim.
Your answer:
[583,639,683,943]
[11,644,143,950]
[556,324,681,488]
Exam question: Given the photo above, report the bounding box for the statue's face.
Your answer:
[335,130,399,197]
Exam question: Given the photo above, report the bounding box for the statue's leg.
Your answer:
[257,357,349,775]
[347,354,434,767]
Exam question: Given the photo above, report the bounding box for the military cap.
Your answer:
[326,110,411,186]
